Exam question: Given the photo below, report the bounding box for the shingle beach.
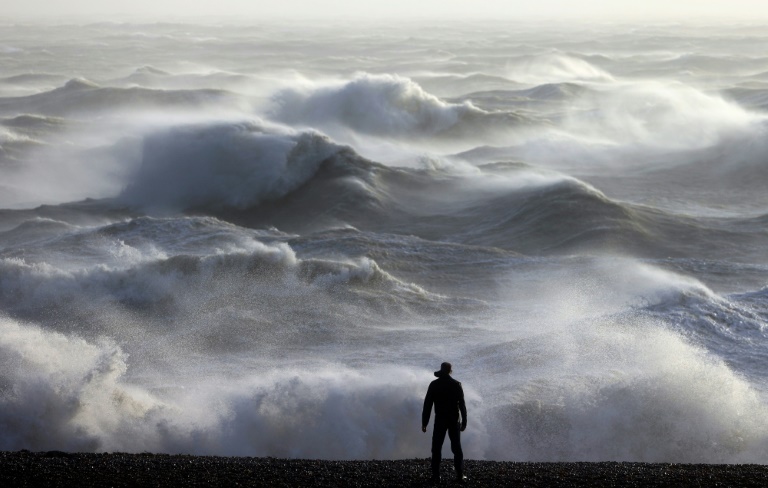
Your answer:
[2,451,767,487]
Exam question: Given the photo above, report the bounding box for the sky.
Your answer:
[3,0,768,21]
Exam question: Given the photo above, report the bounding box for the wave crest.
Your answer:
[272,73,485,137]
[121,122,345,212]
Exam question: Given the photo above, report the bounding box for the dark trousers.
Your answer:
[431,419,463,477]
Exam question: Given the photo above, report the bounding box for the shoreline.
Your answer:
[2,451,767,487]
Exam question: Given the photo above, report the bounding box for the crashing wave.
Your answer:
[121,121,345,212]
[272,73,490,138]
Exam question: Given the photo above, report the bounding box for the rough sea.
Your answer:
[1,19,767,463]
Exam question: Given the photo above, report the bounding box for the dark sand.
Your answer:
[2,451,767,487]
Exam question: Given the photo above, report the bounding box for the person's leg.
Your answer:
[431,421,449,479]
[447,421,464,477]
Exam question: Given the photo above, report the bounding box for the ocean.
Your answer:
[0,19,767,463]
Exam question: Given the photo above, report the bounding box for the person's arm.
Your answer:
[458,383,467,431]
[422,383,434,432]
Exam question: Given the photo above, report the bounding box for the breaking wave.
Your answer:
[1,20,768,464]
[120,122,345,212]
[271,73,527,140]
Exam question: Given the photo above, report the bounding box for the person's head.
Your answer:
[434,362,452,377]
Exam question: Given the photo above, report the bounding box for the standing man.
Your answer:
[422,362,467,483]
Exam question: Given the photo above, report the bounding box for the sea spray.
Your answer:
[0,21,767,463]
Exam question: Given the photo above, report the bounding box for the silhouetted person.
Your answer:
[422,362,467,483]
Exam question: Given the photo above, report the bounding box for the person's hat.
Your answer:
[434,362,452,377]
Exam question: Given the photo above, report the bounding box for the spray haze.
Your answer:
[5,1,768,21]
[0,17,767,463]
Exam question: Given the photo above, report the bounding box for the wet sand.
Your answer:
[2,451,767,487]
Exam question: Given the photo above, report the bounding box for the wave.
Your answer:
[447,81,766,165]
[0,115,71,159]
[120,121,345,212]
[643,280,768,381]
[290,227,516,283]
[659,53,768,75]
[557,80,765,150]
[723,86,768,110]
[0,123,47,167]
[110,66,258,92]
[488,319,768,462]
[512,82,592,101]
[452,83,592,115]
[462,256,768,462]
[0,214,267,265]
[227,155,734,260]
[129,65,170,77]
[0,217,79,248]
[507,52,615,84]
[442,177,646,253]
[0,78,243,116]
[413,72,522,98]
[3,305,767,461]
[0,220,473,333]
[271,73,530,140]
[0,114,70,131]
[120,121,767,260]
[0,317,140,453]
[0,73,68,97]
[0,73,67,86]
[0,319,437,458]
[278,166,599,254]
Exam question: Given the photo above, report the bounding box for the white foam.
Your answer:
[272,73,483,138]
[3,305,764,462]
[0,324,482,458]
[472,258,768,462]
[0,317,162,452]
[484,320,768,462]
[177,368,482,459]
[0,235,298,312]
[563,80,764,149]
[509,53,615,84]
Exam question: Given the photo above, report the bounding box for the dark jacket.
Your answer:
[422,374,467,427]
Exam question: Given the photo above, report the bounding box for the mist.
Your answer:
[4,0,768,22]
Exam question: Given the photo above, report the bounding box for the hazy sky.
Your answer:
[4,0,768,21]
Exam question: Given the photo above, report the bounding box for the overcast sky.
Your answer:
[4,0,768,21]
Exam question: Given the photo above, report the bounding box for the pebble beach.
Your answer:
[2,451,767,487]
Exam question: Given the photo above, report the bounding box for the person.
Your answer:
[422,362,467,483]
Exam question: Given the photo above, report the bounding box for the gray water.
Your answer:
[1,20,768,462]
